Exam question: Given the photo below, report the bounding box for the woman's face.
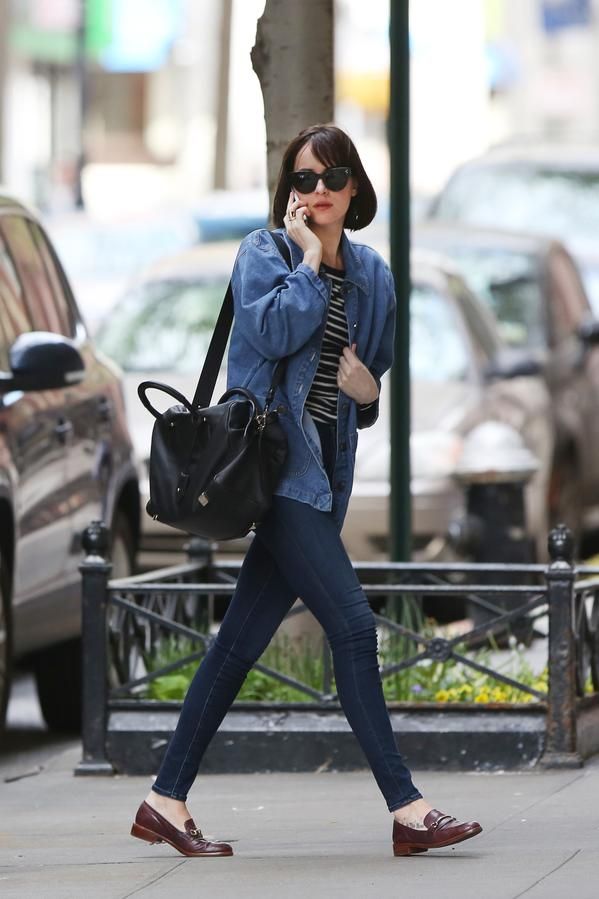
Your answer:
[292,142,357,230]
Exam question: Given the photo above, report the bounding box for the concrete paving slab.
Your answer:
[0,745,598,899]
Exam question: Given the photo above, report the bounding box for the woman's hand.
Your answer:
[283,191,322,272]
[337,345,379,404]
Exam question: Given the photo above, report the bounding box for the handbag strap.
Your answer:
[192,231,292,410]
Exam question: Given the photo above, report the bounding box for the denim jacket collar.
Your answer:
[279,229,369,293]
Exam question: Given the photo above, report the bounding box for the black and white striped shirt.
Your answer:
[305,264,348,424]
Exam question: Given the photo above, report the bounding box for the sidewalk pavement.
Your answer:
[1,742,598,899]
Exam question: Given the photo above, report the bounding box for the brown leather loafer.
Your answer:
[393,809,482,857]
[131,801,233,857]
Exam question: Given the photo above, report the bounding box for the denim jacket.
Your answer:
[227,227,396,526]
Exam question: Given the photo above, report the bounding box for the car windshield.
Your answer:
[433,247,545,349]
[434,165,599,251]
[411,283,470,381]
[96,279,225,373]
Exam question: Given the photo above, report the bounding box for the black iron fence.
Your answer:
[76,522,599,775]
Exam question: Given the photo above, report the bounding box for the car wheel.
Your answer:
[34,637,82,732]
[0,546,12,731]
[35,512,136,732]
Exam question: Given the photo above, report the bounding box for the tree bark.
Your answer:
[251,0,334,208]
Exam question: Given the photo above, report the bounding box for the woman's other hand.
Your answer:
[337,345,379,404]
[283,191,322,273]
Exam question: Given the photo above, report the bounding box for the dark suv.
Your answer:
[0,193,140,732]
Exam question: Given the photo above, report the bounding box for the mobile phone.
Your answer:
[292,189,308,223]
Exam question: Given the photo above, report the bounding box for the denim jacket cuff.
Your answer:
[296,263,330,304]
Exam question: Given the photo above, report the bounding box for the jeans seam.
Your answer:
[166,565,279,799]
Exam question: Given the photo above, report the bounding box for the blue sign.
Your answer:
[542,0,591,32]
[100,0,184,72]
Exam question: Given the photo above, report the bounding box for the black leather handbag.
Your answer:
[137,234,290,541]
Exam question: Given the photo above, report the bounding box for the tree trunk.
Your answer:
[252,0,334,646]
[251,0,334,209]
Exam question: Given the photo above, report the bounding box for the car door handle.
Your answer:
[97,396,112,422]
[54,418,73,444]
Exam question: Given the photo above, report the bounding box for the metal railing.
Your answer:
[76,522,599,774]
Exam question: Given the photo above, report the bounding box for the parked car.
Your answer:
[96,240,550,565]
[427,142,599,314]
[344,249,554,561]
[413,223,599,542]
[0,192,140,732]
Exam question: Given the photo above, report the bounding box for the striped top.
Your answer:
[305,264,348,424]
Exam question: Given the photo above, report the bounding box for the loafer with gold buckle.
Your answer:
[393,809,482,856]
[131,801,233,857]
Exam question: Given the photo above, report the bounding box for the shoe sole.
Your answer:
[393,824,483,857]
[131,822,234,857]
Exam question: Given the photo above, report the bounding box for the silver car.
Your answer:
[343,250,553,561]
[428,142,599,315]
[97,242,551,562]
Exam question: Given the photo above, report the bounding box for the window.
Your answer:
[29,222,76,337]
[0,216,71,336]
[410,284,470,382]
[96,279,225,374]
[0,230,33,371]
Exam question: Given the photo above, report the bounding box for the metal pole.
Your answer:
[388,0,411,561]
[540,524,582,768]
[75,521,114,775]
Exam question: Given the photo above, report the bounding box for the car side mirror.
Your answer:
[484,350,543,381]
[0,331,85,393]
[577,319,599,347]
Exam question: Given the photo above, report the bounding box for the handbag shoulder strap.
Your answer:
[192,231,292,410]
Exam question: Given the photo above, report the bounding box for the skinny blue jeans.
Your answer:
[152,422,422,812]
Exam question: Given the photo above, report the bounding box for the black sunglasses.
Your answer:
[289,166,352,193]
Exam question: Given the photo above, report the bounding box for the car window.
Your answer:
[0,229,23,301]
[434,165,599,248]
[0,215,71,336]
[549,249,589,344]
[432,246,546,349]
[96,279,225,374]
[29,222,76,337]
[411,283,470,382]
[0,230,33,357]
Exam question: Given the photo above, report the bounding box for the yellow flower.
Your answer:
[435,689,450,702]
[475,691,490,703]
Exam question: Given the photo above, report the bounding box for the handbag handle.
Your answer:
[137,380,194,420]
[191,231,292,411]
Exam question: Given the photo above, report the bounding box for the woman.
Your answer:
[131,124,482,858]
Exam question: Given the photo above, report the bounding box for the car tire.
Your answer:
[35,511,136,732]
[0,546,12,732]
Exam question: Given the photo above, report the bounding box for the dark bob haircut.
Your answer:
[272,124,377,231]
